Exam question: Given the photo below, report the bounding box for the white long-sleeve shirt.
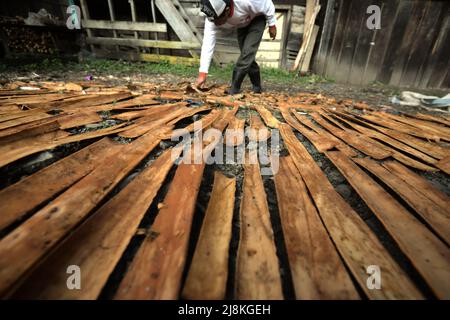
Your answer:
[199,0,277,73]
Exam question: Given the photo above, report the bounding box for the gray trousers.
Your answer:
[236,15,266,74]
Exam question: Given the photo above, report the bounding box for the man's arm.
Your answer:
[199,19,217,74]
[196,19,217,87]
[251,0,277,39]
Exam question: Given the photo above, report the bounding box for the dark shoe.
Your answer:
[248,68,262,93]
[227,69,246,95]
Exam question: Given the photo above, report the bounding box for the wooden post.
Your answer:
[128,0,140,53]
[79,0,95,52]
[107,0,119,51]
[150,0,160,55]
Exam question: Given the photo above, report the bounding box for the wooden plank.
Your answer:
[249,113,270,142]
[353,157,450,245]
[182,171,236,300]
[211,106,239,133]
[344,112,449,160]
[279,123,422,299]
[333,0,364,83]
[436,156,450,175]
[0,129,76,168]
[310,112,392,159]
[93,49,200,65]
[0,119,60,143]
[254,105,279,128]
[81,19,167,32]
[128,0,140,53]
[300,25,319,74]
[106,0,119,51]
[79,0,95,52]
[0,138,120,232]
[57,93,132,111]
[154,0,200,58]
[361,113,444,142]
[0,113,53,130]
[57,112,102,129]
[166,109,222,140]
[382,160,450,212]
[224,116,245,147]
[114,161,205,299]
[11,147,182,299]
[293,112,357,157]
[0,128,168,297]
[118,106,208,139]
[326,151,450,299]
[112,102,186,121]
[235,159,283,299]
[330,112,439,168]
[292,3,320,71]
[280,106,335,152]
[380,112,450,141]
[376,0,414,84]
[412,113,450,127]
[274,156,359,299]
[86,37,200,50]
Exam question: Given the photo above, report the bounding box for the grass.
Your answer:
[0,56,332,85]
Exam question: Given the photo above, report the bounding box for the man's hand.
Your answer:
[195,72,208,89]
[269,25,277,40]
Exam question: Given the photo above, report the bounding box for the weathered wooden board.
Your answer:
[11,147,182,299]
[436,156,450,175]
[280,106,335,152]
[344,111,449,160]
[182,171,236,300]
[293,112,357,157]
[81,19,167,32]
[248,113,270,142]
[280,123,422,299]
[326,151,450,299]
[274,156,359,299]
[254,105,280,129]
[0,129,166,297]
[235,159,283,300]
[354,157,450,245]
[0,138,121,232]
[382,160,450,211]
[224,117,245,147]
[310,113,392,159]
[114,161,205,299]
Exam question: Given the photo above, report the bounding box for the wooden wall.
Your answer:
[314,0,450,89]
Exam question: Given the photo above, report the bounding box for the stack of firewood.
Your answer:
[3,26,55,54]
